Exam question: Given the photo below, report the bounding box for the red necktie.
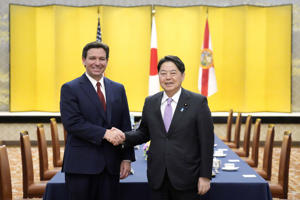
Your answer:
[96,82,106,111]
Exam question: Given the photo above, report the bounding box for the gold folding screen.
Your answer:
[10,5,291,112]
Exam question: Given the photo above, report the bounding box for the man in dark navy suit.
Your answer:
[60,41,135,200]
[113,55,214,200]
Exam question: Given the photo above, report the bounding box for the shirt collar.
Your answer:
[161,88,182,104]
[85,72,105,88]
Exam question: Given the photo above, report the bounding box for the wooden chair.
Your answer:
[225,112,242,149]
[221,109,233,142]
[243,118,261,167]
[37,124,60,181]
[254,124,275,180]
[269,131,292,199]
[0,145,12,200]
[233,115,252,157]
[50,118,63,167]
[20,131,47,198]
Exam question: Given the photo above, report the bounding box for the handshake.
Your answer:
[104,127,126,146]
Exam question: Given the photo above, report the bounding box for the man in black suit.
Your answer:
[60,41,135,200]
[113,55,214,200]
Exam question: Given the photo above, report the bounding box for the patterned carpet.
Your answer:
[5,146,300,200]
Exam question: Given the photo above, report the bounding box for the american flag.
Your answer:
[96,17,102,42]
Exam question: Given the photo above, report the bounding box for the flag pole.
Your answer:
[152,5,155,15]
[97,6,100,25]
[96,6,102,42]
[97,6,100,23]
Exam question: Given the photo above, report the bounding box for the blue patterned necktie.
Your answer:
[163,98,173,132]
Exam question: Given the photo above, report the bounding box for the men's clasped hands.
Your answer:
[104,127,125,146]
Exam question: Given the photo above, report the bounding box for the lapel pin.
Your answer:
[184,104,188,110]
[180,104,188,112]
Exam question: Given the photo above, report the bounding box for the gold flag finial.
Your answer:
[97,6,100,18]
[152,5,155,15]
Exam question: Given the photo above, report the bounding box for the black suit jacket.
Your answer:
[60,74,135,175]
[126,88,214,190]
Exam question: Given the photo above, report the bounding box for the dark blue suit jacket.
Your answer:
[60,73,135,175]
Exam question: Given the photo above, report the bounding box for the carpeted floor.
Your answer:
[5,146,300,200]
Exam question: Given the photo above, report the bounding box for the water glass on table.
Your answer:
[213,157,221,174]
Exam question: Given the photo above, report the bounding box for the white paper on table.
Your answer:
[228,159,240,162]
[218,148,228,151]
[242,174,257,178]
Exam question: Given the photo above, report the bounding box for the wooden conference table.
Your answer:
[43,137,272,200]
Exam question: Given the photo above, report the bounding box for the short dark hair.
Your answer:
[82,41,109,59]
[157,55,185,73]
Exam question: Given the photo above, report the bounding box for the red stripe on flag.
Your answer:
[201,68,209,96]
[150,48,158,75]
[203,20,209,49]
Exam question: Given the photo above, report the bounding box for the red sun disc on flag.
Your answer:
[200,48,213,69]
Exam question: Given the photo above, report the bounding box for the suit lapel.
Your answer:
[104,78,112,126]
[79,74,107,121]
[168,88,190,135]
[154,92,167,136]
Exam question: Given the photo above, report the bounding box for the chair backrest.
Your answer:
[0,145,12,200]
[20,131,34,197]
[37,124,50,180]
[225,109,233,142]
[249,118,261,167]
[233,113,242,148]
[50,118,61,167]
[241,115,252,157]
[277,131,292,198]
[262,124,275,180]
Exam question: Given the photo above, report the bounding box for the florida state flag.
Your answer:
[198,19,217,97]
[148,15,160,96]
